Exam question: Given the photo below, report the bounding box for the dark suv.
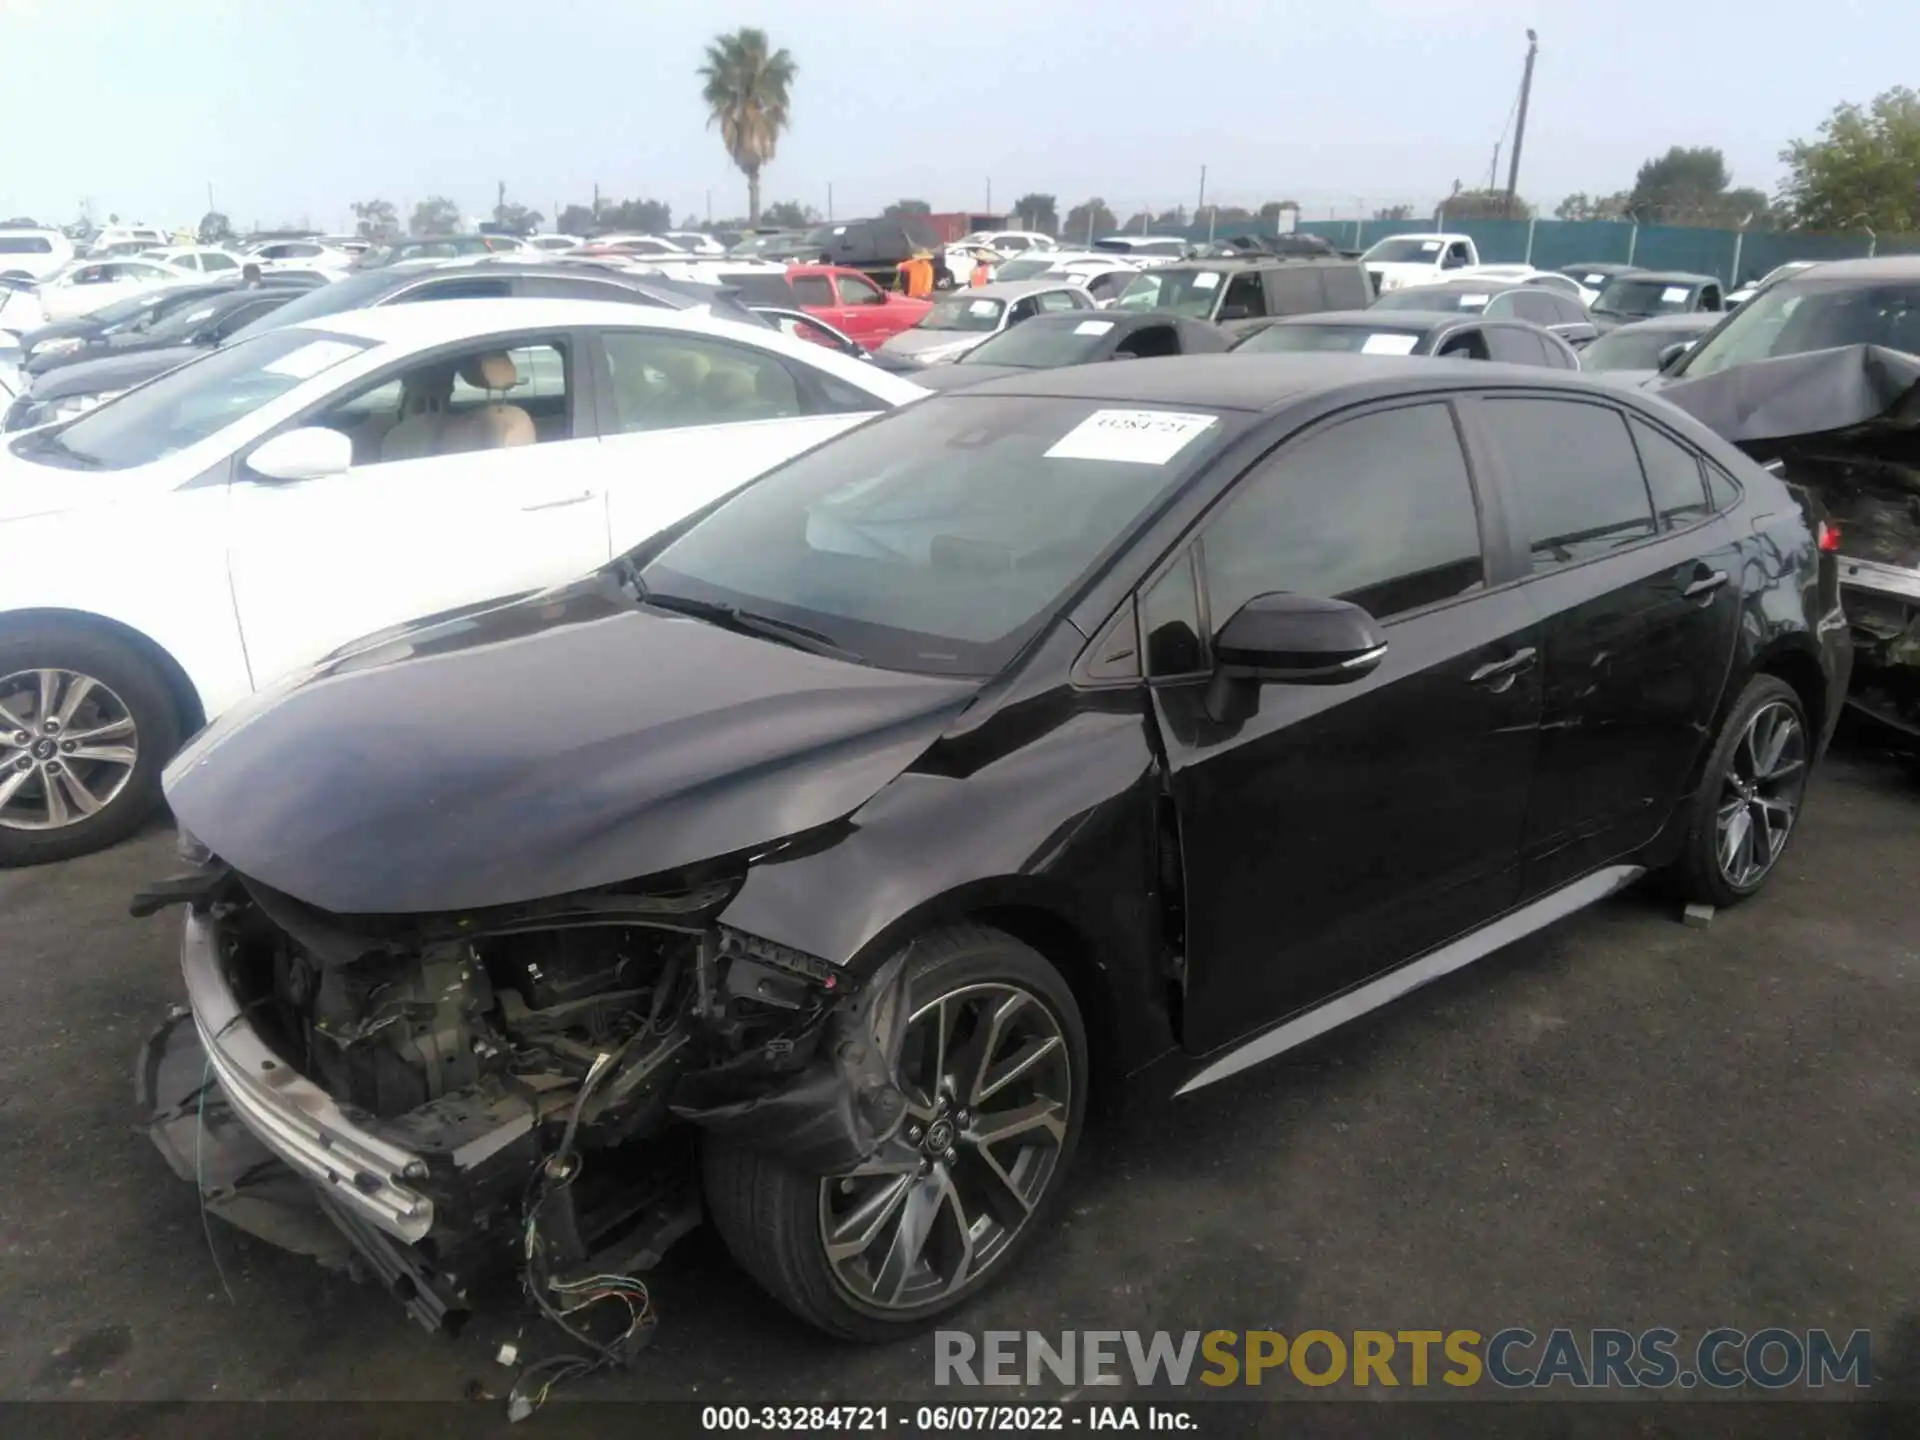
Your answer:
[1114,257,1374,334]
[144,354,1848,1343]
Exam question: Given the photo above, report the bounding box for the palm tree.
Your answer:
[697,28,797,226]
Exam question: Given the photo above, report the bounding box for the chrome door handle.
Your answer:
[1682,569,1729,599]
[521,491,595,513]
[1470,647,1538,689]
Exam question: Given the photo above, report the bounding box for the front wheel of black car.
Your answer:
[0,625,180,867]
[705,925,1088,1340]
[1669,674,1811,908]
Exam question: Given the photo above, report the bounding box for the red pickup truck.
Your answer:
[787,265,930,351]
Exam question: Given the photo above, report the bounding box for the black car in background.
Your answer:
[12,281,243,369]
[909,309,1231,391]
[143,354,1847,1342]
[2,259,772,431]
[1561,261,1642,293]
[1371,278,1598,346]
[1234,310,1580,368]
[1590,270,1727,330]
[25,286,299,374]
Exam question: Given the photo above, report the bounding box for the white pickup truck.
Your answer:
[1361,233,1479,294]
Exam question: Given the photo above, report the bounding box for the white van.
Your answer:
[0,228,76,281]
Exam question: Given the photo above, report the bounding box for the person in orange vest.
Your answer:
[969,248,996,287]
[897,249,935,298]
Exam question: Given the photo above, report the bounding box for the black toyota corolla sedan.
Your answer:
[140,355,1850,1342]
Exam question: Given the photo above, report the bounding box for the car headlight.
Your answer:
[30,336,83,359]
[49,389,121,420]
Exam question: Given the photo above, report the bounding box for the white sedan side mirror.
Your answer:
[248,425,352,482]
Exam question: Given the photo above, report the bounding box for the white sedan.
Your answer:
[0,298,923,864]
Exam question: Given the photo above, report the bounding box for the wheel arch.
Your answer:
[0,607,207,738]
[1751,637,1828,751]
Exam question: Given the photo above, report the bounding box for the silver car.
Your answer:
[877,281,1094,365]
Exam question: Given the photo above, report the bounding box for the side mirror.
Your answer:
[1655,341,1693,372]
[247,425,352,483]
[1214,592,1387,684]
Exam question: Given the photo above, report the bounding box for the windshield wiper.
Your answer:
[632,581,864,664]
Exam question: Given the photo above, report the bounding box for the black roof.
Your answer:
[993,308,1198,333]
[1597,312,1722,335]
[956,352,1606,411]
[1152,254,1361,274]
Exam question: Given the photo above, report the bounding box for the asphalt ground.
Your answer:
[1,736,1914,1434]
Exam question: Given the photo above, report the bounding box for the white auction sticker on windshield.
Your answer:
[1661,286,1690,303]
[262,340,363,380]
[1360,333,1420,355]
[1420,240,1442,252]
[1046,409,1217,465]
[968,299,997,316]
[1191,272,1220,290]
[1459,293,1490,308]
[1073,320,1115,336]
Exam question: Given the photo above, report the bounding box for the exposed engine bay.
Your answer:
[137,859,909,1337]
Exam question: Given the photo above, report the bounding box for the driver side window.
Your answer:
[310,339,572,466]
[1200,403,1485,629]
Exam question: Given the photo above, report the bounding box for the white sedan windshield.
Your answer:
[16,329,370,471]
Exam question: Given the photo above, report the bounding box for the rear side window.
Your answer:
[1219,271,1266,320]
[1481,398,1656,571]
[1202,402,1484,625]
[1508,291,1559,324]
[1705,464,1741,512]
[1485,327,1548,365]
[1263,268,1322,315]
[0,236,54,254]
[1630,419,1713,530]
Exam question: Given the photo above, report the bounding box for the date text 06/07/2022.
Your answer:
[699,1404,1197,1432]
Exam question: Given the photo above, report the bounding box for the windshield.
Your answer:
[143,299,231,341]
[1594,277,1698,318]
[18,329,370,471]
[638,396,1233,675]
[1235,324,1425,355]
[85,293,170,329]
[961,319,1117,367]
[1363,238,1445,264]
[1371,287,1489,314]
[1578,325,1692,372]
[1676,277,1920,379]
[918,295,1005,332]
[225,268,401,340]
[1115,271,1221,318]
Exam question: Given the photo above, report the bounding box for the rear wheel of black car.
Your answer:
[704,925,1088,1340]
[1668,674,1811,907]
[0,624,180,866]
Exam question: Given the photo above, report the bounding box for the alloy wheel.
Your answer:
[0,668,140,832]
[819,981,1073,1312]
[1715,699,1806,890]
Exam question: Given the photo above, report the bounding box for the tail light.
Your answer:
[1817,520,1842,553]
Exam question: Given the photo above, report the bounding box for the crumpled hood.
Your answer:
[1659,343,1920,445]
[164,575,980,915]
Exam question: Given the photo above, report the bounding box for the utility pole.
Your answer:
[985,178,992,216]
[1504,30,1539,219]
[1196,164,1207,219]
[705,189,711,224]
[1488,143,1500,193]
[827,183,834,222]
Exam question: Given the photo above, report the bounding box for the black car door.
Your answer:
[1148,398,1544,1051]
[1465,393,1742,897]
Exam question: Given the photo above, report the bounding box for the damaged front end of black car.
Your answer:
[137,850,911,1333]
[1663,343,1920,742]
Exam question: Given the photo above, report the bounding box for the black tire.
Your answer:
[1666,674,1810,908]
[0,622,181,866]
[705,924,1088,1340]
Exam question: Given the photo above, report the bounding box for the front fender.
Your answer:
[715,696,1178,1076]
